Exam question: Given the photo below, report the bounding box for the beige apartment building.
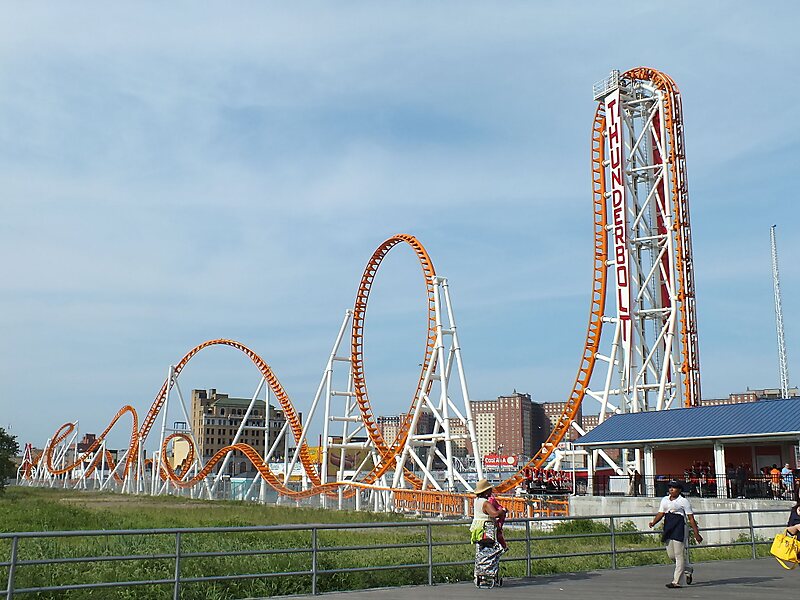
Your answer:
[376,410,435,445]
[376,410,469,460]
[190,388,289,476]
[541,401,584,442]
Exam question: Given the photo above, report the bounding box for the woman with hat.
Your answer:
[469,478,507,587]
[649,480,703,588]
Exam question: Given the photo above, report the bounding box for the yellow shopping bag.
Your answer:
[770,532,800,570]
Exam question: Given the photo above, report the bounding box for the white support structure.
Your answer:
[320,310,382,495]
[281,311,356,493]
[390,275,482,492]
[28,266,481,507]
[771,225,791,399]
[284,309,391,501]
[167,377,213,498]
[713,441,727,499]
[152,367,174,495]
[16,443,34,484]
[37,437,56,486]
[149,366,213,498]
[643,445,655,497]
[100,447,130,492]
[585,71,690,473]
[45,424,79,488]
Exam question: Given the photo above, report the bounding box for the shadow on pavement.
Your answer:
[503,572,599,586]
[686,576,783,587]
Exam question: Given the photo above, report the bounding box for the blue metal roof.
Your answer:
[575,397,800,447]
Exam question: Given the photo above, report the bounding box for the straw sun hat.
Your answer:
[474,478,493,495]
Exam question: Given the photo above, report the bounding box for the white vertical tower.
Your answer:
[771,225,790,398]
[500,69,702,489]
[590,70,684,418]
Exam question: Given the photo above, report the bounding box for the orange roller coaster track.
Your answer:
[41,234,442,499]
[37,66,699,507]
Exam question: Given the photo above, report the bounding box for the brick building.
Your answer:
[700,387,799,407]
[581,413,600,432]
[470,392,548,459]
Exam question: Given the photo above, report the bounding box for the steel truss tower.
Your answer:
[588,68,700,421]
[497,67,702,492]
[771,225,791,399]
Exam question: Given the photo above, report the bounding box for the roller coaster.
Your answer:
[20,67,700,516]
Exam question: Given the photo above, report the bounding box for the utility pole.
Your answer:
[771,225,791,398]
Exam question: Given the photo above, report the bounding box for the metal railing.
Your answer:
[585,473,798,499]
[0,507,789,599]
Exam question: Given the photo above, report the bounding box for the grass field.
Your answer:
[0,486,773,599]
[0,486,408,531]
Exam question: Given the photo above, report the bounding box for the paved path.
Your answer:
[283,558,792,599]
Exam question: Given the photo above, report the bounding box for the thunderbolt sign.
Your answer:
[605,90,632,345]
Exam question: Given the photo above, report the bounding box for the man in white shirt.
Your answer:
[649,480,703,589]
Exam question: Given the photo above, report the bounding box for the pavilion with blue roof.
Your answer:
[574,397,800,498]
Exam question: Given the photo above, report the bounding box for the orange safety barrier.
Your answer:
[391,490,569,519]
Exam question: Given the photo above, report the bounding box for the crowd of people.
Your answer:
[654,461,800,499]
[721,462,797,499]
[518,467,572,494]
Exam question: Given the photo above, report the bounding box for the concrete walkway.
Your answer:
[284,558,793,599]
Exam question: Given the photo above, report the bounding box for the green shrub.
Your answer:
[551,518,610,536]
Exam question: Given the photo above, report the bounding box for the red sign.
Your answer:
[484,454,518,467]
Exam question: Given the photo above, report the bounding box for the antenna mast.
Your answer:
[771,225,790,398]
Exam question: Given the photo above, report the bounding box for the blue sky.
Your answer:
[1,3,798,450]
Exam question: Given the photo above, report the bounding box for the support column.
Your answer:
[587,450,595,496]
[643,445,655,497]
[713,441,727,498]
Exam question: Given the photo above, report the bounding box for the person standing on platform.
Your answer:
[649,480,703,589]
[725,463,736,498]
[782,463,793,499]
[735,463,747,498]
[771,464,783,499]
